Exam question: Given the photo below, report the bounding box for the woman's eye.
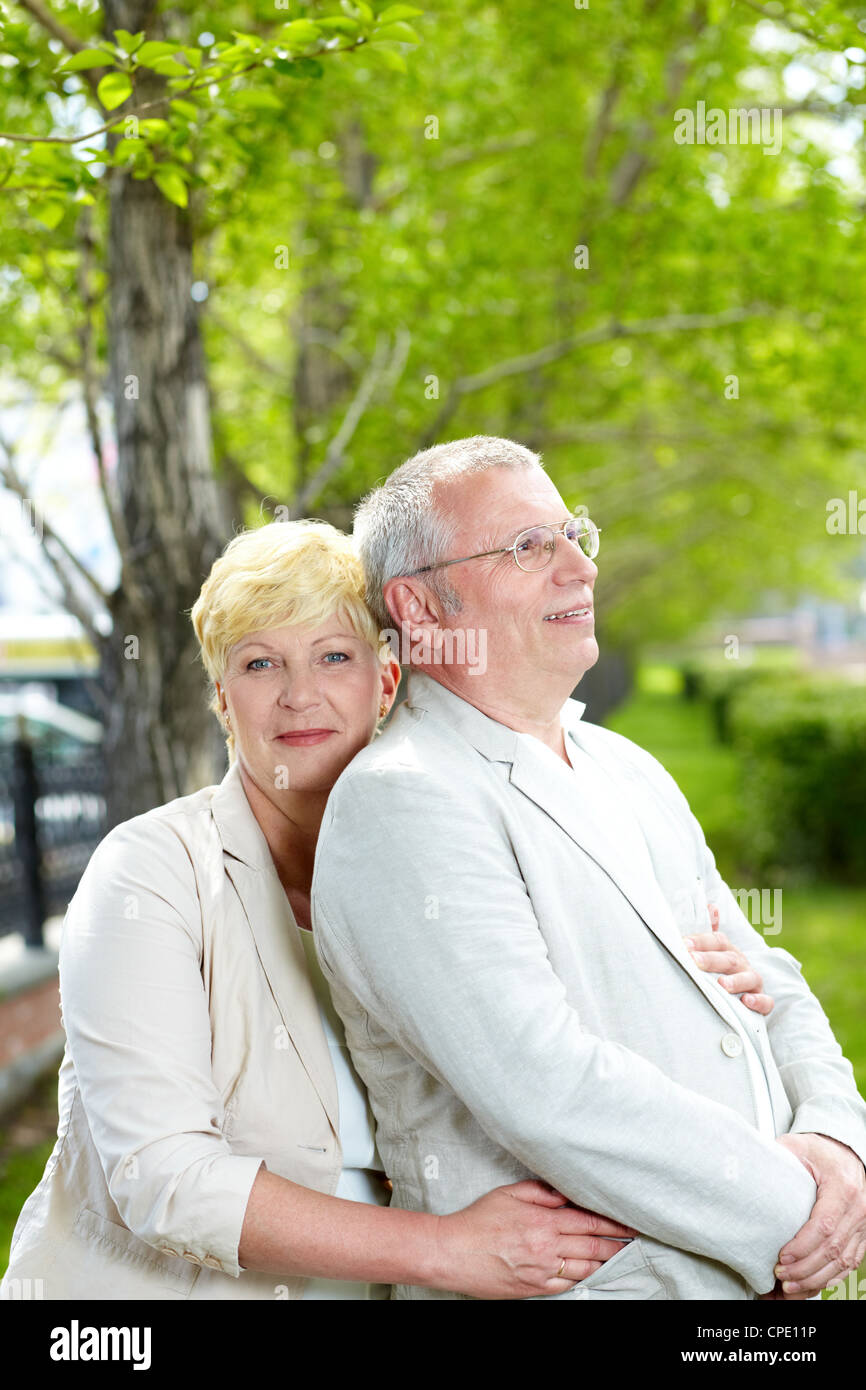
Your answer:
[247,657,274,671]
[323,651,349,664]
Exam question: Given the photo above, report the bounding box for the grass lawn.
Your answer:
[0,1069,59,1274]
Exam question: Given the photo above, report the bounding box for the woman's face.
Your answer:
[217,618,400,798]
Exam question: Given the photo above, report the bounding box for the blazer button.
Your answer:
[182,1251,202,1265]
[721,1032,743,1058]
[202,1255,223,1270]
[159,1246,178,1258]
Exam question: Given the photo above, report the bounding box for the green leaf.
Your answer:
[231,88,284,111]
[342,0,374,20]
[138,119,170,139]
[280,56,324,79]
[280,19,322,45]
[31,200,65,229]
[377,4,424,19]
[113,29,144,55]
[134,40,182,67]
[365,42,407,71]
[112,139,146,164]
[170,98,200,120]
[314,16,361,32]
[97,71,133,110]
[373,20,421,41]
[212,44,250,63]
[151,56,191,76]
[153,166,188,207]
[181,47,202,70]
[229,31,262,49]
[58,48,110,72]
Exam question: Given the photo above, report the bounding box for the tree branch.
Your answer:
[417,303,771,446]
[370,131,540,212]
[15,0,105,97]
[0,40,365,145]
[289,334,394,517]
[17,0,91,54]
[735,0,825,46]
[0,432,111,612]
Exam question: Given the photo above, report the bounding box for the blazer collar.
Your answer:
[403,672,748,1033]
[404,670,586,764]
[210,760,339,1133]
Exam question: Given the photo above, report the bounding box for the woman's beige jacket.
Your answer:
[1,761,346,1300]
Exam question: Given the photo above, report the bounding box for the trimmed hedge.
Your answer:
[729,678,866,882]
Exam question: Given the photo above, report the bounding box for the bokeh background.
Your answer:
[0,0,864,1297]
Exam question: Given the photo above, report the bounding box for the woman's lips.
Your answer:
[275,730,336,746]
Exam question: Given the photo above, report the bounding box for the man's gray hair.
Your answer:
[353,435,543,631]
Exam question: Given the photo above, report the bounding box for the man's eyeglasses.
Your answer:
[406,513,600,575]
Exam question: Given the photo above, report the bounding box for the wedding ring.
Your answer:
[556,1258,566,1279]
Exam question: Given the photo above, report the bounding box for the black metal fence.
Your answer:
[0,740,105,945]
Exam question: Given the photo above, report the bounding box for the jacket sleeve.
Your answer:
[59,814,264,1277]
[627,740,866,1171]
[312,765,819,1295]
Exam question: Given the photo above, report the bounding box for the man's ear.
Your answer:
[383,576,442,631]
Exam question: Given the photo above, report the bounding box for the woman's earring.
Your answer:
[379,702,388,720]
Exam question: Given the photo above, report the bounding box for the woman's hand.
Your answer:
[685,903,775,1015]
[433,1179,637,1299]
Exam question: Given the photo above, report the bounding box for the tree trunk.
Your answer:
[101,0,228,827]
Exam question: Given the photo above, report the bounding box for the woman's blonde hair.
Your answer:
[191,520,388,758]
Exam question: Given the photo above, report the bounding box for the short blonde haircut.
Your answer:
[191,520,388,759]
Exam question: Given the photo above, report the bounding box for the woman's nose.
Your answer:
[277,673,321,709]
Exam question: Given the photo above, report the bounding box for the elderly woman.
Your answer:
[1,520,770,1301]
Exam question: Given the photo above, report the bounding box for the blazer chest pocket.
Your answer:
[71,1208,200,1298]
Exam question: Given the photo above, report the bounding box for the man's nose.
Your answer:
[552,532,597,585]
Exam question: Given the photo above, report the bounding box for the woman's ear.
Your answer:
[381,656,402,706]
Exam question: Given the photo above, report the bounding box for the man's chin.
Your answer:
[560,636,599,692]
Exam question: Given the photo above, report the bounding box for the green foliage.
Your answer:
[1,0,865,655]
[729,678,866,883]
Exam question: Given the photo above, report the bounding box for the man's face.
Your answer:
[433,467,599,701]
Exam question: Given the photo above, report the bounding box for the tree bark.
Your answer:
[100,0,228,827]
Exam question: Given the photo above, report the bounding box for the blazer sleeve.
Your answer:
[59,813,265,1277]
[627,741,866,1171]
[312,764,819,1295]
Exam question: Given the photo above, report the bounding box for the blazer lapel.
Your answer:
[405,673,751,1032]
[211,764,339,1135]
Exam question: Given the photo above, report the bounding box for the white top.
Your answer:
[297,926,390,1300]
[516,721,777,1139]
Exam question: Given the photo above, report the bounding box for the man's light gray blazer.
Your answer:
[312,671,866,1300]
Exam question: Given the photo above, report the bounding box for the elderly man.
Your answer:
[311,435,866,1300]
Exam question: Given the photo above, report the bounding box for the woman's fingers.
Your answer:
[688,948,746,976]
[559,1208,637,1240]
[685,931,732,954]
[547,1261,603,1288]
[740,992,775,1016]
[715,969,763,994]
